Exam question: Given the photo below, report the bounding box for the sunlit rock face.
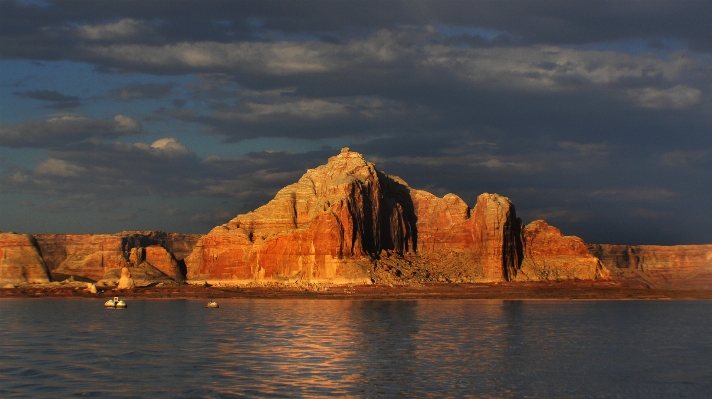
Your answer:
[31,231,199,283]
[186,148,596,284]
[33,234,130,282]
[0,233,50,284]
[589,244,712,288]
[517,221,609,281]
[186,148,380,283]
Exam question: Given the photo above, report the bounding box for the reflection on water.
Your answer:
[0,299,711,398]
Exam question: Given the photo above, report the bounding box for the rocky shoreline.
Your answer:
[2,280,712,300]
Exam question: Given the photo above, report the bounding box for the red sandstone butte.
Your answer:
[185,148,603,284]
[0,232,50,285]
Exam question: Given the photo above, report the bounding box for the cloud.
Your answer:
[0,140,333,206]
[76,18,149,41]
[0,114,142,148]
[558,142,608,157]
[12,89,82,109]
[149,137,189,153]
[86,41,341,74]
[13,89,80,102]
[661,148,712,167]
[588,188,676,202]
[34,158,85,177]
[107,82,175,101]
[628,85,703,109]
[2,1,712,242]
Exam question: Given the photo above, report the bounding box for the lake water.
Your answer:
[0,299,710,398]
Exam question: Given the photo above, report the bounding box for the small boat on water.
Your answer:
[206,300,219,308]
[104,297,127,308]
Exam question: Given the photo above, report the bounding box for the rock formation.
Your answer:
[5,149,711,289]
[0,233,51,285]
[517,221,609,281]
[185,148,382,283]
[0,230,200,287]
[589,244,712,288]
[116,267,135,289]
[32,231,199,283]
[186,148,604,284]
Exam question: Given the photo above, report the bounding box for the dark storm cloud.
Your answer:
[107,82,175,101]
[3,1,712,49]
[0,137,334,212]
[0,114,142,148]
[13,89,80,102]
[353,136,710,245]
[2,0,712,242]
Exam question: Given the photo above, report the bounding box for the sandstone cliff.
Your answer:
[0,233,50,285]
[30,231,199,285]
[517,221,609,281]
[186,148,603,284]
[0,150,614,287]
[589,244,712,288]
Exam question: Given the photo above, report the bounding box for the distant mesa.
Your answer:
[1,150,711,289]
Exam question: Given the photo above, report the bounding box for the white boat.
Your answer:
[206,300,219,308]
[105,297,127,308]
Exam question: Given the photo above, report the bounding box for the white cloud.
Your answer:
[89,41,341,74]
[77,19,147,40]
[112,115,142,133]
[150,138,190,155]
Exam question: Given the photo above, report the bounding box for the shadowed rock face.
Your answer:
[186,148,598,284]
[589,244,712,288]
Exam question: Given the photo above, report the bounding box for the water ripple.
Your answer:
[0,299,711,398]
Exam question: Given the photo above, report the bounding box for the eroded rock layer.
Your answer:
[589,244,712,288]
[517,221,608,281]
[0,233,50,284]
[29,231,200,284]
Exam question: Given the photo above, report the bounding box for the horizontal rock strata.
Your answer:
[0,231,199,286]
[517,221,609,281]
[0,233,50,285]
[589,244,712,288]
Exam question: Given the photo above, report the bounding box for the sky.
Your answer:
[1,0,712,245]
